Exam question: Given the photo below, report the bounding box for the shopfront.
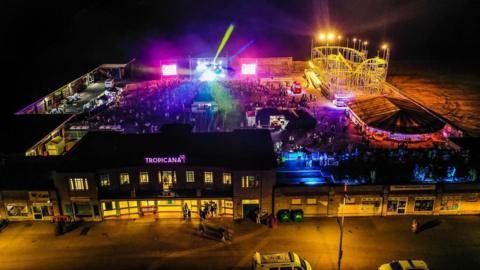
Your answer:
[386,197,408,215]
[242,199,259,220]
[100,198,233,219]
[337,195,383,217]
[29,191,54,220]
[413,196,435,215]
[68,197,101,221]
[439,195,461,214]
[4,202,30,220]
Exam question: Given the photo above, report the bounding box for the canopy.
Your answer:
[348,96,445,134]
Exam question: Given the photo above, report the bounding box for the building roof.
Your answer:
[59,129,277,172]
[0,156,61,190]
[0,114,74,155]
[348,96,445,134]
[256,108,316,130]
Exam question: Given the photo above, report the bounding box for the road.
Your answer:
[0,216,479,269]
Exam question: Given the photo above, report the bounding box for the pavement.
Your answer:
[1,216,480,270]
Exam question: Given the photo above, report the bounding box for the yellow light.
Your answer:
[327,33,335,41]
[337,35,342,40]
[319,33,326,41]
[363,41,368,45]
[352,38,357,42]
[382,44,388,50]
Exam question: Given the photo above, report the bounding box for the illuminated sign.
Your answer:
[390,185,436,191]
[162,64,177,76]
[145,154,186,164]
[241,63,256,75]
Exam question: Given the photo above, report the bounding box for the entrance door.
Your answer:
[397,199,407,214]
[242,199,260,221]
[32,206,43,220]
[387,198,408,215]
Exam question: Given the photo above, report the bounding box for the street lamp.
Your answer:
[337,181,348,270]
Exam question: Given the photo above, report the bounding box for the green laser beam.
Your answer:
[213,24,235,62]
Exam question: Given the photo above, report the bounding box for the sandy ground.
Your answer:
[388,65,480,137]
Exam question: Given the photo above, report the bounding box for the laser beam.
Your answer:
[228,40,255,62]
[213,24,235,63]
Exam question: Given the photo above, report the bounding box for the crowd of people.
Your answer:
[279,142,476,184]
[220,80,313,112]
[77,80,198,133]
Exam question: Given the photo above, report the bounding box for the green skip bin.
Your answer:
[291,209,304,222]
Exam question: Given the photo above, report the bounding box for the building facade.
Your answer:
[274,183,480,217]
[52,129,277,221]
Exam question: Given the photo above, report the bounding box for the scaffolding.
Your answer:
[310,41,390,99]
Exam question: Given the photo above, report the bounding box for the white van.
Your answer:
[252,251,312,270]
[104,78,114,89]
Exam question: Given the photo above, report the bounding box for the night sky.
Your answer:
[1,0,478,115]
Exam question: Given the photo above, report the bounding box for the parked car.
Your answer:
[379,260,429,270]
[252,251,312,270]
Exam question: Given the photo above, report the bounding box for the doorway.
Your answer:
[242,199,259,221]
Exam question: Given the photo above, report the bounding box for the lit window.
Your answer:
[69,178,89,191]
[139,171,149,184]
[120,173,130,185]
[241,176,255,188]
[204,172,213,184]
[161,171,175,183]
[223,173,232,185]
[186,171,195,183]
[291,199,302,205]
[100,174,110,187]
[306,198,317,205]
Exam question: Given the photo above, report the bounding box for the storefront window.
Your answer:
[361,198,381,212]
[73,202,92,216]
[223,173,232,185]
[306,198,317,205]
[6,203,29,216]
[69,178,89,191]
[387,198,407,214]
[103,201,115,211]
[100,174,110,187]
[204,172,213,184]
[414,199,434,212]
[120,173,130,185]
[440,196,460,211]
[186,171,195,182]
[291,199,302,205]
[139,171,149,184]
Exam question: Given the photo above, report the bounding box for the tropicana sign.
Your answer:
[144,154,186,164]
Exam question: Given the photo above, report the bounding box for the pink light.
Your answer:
[241,63,256,75]
[162,64,177,76]
[145,154,186,164]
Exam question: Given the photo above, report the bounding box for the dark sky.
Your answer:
[1,0,478,115]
